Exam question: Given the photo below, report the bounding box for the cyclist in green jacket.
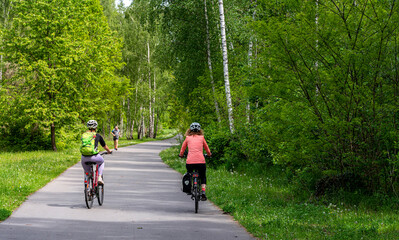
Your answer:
[81,120,112,184]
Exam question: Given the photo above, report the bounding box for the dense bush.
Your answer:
[0,124,52,151]
[203,121,272,171]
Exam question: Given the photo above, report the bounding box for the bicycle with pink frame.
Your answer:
[84,151,109,209]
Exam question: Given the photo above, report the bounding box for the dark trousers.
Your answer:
[186,163,206,185]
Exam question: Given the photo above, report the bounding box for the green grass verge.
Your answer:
[0,150,80,221]
[160,146,399,240]
[0,129,177,221]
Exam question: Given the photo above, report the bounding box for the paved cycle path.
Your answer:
[0,138,254,240]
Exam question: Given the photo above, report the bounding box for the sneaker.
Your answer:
[201,193,207,201]
[98,175,104,185]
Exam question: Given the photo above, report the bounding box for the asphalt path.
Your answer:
[0,138,255,240]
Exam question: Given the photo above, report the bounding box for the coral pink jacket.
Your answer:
[180,135,211,164]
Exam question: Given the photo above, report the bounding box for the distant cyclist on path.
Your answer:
[111,125,120,150]
[80,120,112,184]
[179,122,212,201]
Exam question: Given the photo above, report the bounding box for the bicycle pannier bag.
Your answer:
[80,132,99,156]
[182,173,191,193]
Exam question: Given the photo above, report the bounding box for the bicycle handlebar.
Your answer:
[100,151,112,156]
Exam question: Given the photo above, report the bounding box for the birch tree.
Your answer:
[218,0,234,133]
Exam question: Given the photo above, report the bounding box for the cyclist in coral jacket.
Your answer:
[179,122,212,201]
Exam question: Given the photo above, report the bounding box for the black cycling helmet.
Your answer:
[190,122,201,132]
[87,120,98,130]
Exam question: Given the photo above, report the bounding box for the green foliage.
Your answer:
[159,146,187,174]
[160,146,399,240]
[251,0,399,194]
[203,123,231,167]
[0,0,122,150]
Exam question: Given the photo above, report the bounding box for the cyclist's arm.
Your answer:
[99,135,112,154]
[179,139,188,157]
[203,138,211,156]
[103,145,112,154]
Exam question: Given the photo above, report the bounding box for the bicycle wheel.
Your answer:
[84,176,94,209]
[97,176,104,206]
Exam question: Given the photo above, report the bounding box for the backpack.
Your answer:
[80,132,99,156]
[182,173,191,193]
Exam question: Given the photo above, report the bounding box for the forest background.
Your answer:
[1,0,399,217]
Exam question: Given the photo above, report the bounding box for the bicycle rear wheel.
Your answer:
[194,185,199,213]
[97,176,104,206]
[84,176,94,209]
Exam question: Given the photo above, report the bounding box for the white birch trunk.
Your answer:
[142,107,145,138]
[204,0,221,123]
[218,0,234,133]
[147,42,154,138]
[152,70,156,138]
[138,105,144,139]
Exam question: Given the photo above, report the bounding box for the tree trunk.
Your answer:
[218,0,234,133]
[130,119,135,140]
[138,106,145,140]
[138,106,142,139]
[154,109,159,139]
[246,0,257,123]
[120,98,124,139]
[147,42,154,138]
[51,122,57,151]
[152,69,156,138]
[204,0,221,123]
[132,80,140,140]
[126,97,133,139]
[142,107,145,139]
[107,117,111,138]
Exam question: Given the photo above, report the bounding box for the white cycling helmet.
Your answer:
[87,120,98,129]
[190,122,201,132]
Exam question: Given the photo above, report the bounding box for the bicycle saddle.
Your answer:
[84,162,97,165]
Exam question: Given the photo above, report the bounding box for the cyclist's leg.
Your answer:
[197,164,207,201]
[197,164,207,190]
[81,156,92,175]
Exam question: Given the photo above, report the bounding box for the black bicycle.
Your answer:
[181,153,210,213]
[84,151,110,209]
[190,170,202,213]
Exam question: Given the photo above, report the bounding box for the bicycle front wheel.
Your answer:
[84,177,94,209]
[97,177,104,206]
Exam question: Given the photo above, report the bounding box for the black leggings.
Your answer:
[186,164,206,185]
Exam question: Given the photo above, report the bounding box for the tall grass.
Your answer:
[160,146,399,239]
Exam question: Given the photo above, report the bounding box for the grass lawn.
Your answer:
[0,129,177,221]
[160,146,399,240]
